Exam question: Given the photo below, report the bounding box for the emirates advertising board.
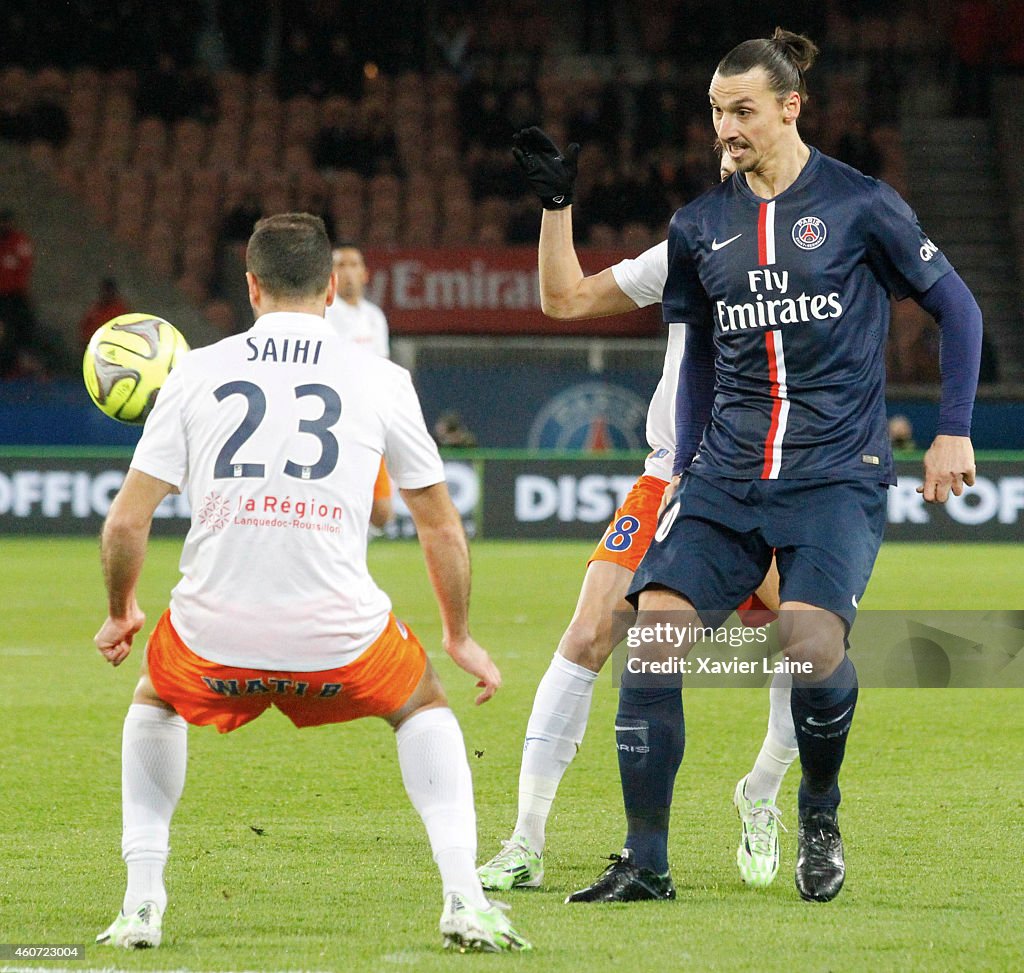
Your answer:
[362,248,662,336]
[1,453,1022,541]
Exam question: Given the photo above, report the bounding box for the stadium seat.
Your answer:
[113,193,149,244]
[81,168,116,225]
[176,271,210,304]
[365,217,399,246]
[171,118,209,169]
[144,221,178,277]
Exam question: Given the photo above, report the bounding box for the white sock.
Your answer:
[121,703,187,914]
[513,652,598,852]
[744,671,799,804]
[396,707,488,909]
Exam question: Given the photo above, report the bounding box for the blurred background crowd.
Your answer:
[0,0,1020,401]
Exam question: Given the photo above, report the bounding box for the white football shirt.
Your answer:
[324,296,391,358]
[130,311,443,670]
[611,241,679,481]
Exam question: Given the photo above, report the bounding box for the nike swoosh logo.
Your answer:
[711,233,742,251]
[806,706,853,727]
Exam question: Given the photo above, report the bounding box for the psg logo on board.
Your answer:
[792,216,827,250]
[527,382,647,451]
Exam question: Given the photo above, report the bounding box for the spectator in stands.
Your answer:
[888,414,916,451]
[0,209,39,369]
[434,411,477,448]
[78,278,130,352]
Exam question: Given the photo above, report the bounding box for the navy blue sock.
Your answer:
[616,684,684,874]
[791,654,858,815]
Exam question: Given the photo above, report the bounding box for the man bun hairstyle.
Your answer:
[246,212,332,298]
[716,27,819,101]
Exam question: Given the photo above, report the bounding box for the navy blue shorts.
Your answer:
[627,471,888,630]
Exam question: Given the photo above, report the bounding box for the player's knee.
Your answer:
[779,605,846,674]
[782,635,845,675]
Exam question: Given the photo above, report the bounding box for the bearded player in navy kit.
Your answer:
[568,28,982,905]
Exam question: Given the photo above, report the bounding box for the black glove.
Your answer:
[512,126,580,210]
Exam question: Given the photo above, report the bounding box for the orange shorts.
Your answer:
[373,458,392,502]
[145,610,427,733]
[589,475,669,572]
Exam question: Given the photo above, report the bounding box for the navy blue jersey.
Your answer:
[664,147,952,485]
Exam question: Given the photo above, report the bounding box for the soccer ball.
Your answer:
[83,313,189,424]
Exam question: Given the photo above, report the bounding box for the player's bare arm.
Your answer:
[513,126,638,320]
[539,213,638,319]
[402,482,501,704]
[96,469,173,666]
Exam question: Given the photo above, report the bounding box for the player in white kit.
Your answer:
[325,243,394,526]
[94,214,530,953]
[478,135,796,897]
[325,243,390,357]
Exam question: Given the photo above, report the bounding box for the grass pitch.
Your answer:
[0,539,1021,972]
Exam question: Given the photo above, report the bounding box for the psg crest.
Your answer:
[792,216,827,250]
[527,382,647,451]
